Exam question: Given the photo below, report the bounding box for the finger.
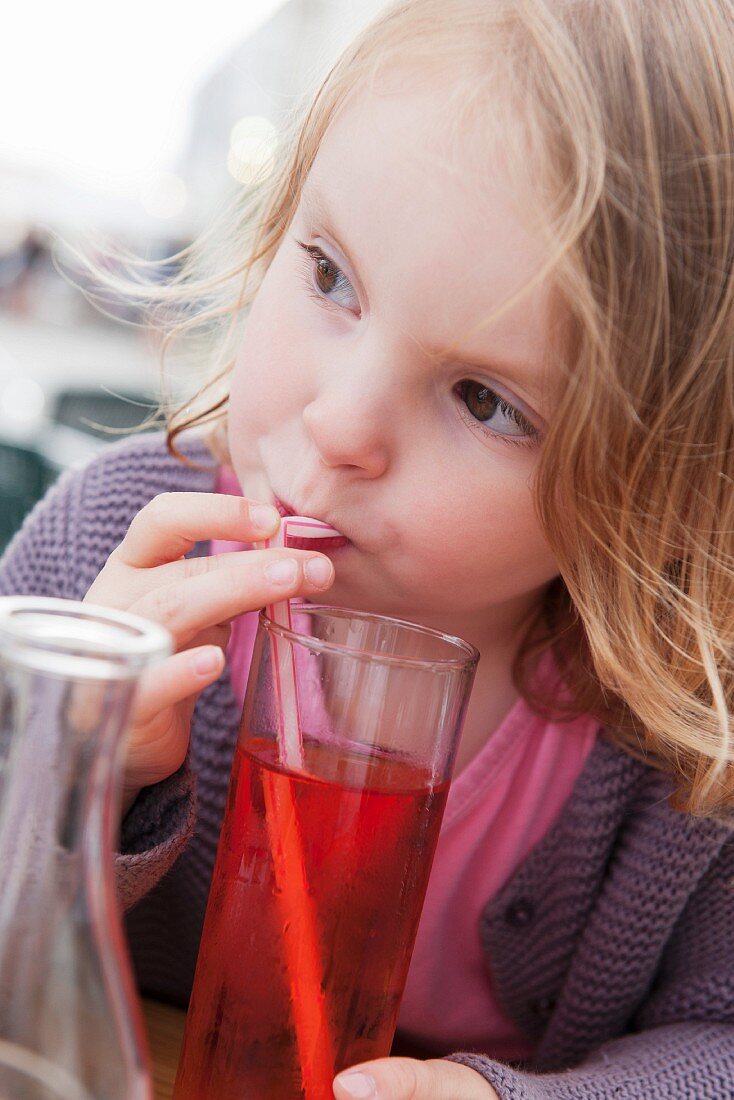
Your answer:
[333,1058,498,1100]
[116,492,281,568]
[179,623,231,653]
[124,645,226,798]
[133,645,226,730]
[129,551,335,648]
[138,546,331,589]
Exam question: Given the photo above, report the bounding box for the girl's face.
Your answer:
[228,75,561,651]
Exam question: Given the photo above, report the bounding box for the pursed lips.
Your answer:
[273,497,351,549]
[273,498,297,519]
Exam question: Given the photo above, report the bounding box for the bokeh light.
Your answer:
[227,115,279,186]
[139,171,189,220]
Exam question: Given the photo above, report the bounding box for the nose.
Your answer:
[302,361,392,477]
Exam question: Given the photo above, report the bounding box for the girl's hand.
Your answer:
[84,492,335,816]
[334,1059,499,1100]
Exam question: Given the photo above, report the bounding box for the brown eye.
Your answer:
[298,241,360,311]
[457,380,538,440]
[315,256,338,294]
[464,382,500,421]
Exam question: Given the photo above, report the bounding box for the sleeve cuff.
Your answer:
[447,1022,734,1099]
[447,1054,547,1100]
[115,761,196,911]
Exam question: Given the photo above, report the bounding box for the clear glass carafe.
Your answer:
[0,597,171,1099]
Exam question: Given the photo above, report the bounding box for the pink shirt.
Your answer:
[397,690,597,1059]
[213,468,597,1059]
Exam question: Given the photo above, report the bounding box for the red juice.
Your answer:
[173,735,448,1100]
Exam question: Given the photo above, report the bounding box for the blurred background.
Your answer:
[0,0,387,549]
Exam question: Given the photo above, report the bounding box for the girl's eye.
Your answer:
[297,242,360,312]
[456,380,540,445]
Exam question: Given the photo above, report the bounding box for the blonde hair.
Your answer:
[71,0,734,816]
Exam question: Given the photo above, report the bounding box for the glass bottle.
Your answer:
[0,597,170,1100]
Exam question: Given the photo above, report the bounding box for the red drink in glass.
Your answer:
[174,603,477,1100]
[173,735,448,1100]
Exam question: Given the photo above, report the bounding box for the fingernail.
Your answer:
[305,557,333,588]
[250,503,280,535]
[265,558,299,585]
[192,647,223,676]
[335,1072,377,1099]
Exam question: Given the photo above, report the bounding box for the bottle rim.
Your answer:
[0,596,171,680]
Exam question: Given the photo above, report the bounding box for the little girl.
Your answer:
[2,0,732,1096]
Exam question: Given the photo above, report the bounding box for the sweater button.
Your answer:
[504,899,535,928]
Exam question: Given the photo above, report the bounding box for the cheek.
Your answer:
[228,287,306,432]
[401,464,558,596]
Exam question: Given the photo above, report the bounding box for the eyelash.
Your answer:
[455,382,541,449]
[296,239,541,449]
[296,241,357,312]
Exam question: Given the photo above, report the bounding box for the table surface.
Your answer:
[141,997,434,1095]
[142,999,186,1100]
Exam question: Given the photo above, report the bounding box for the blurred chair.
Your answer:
[51,388,159,440]
[0,441,55,552]
[36,387,162,473]
[0,390,162,552]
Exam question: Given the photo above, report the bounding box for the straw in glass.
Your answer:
[258,516,342,1095]
[265,517,343,769]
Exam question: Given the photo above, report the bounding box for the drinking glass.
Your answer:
[174,603,478,1100]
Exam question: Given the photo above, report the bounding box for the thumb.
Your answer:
[333,1057,498,1100]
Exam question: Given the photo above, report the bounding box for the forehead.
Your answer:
[302,73,555,392]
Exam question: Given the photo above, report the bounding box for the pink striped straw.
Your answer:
[257,515,343,1094]
[262,516,343,770]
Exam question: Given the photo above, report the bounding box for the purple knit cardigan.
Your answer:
[1,433,733,1099]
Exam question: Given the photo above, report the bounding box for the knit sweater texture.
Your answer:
[1,432,733,1099]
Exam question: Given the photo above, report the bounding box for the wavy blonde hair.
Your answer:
[73,0,734,816]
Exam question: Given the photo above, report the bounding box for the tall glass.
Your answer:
[0,596,171,1100]
[174,603,478,1100]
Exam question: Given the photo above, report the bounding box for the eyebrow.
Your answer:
[300,182,358,272]
[299,181,546,410]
